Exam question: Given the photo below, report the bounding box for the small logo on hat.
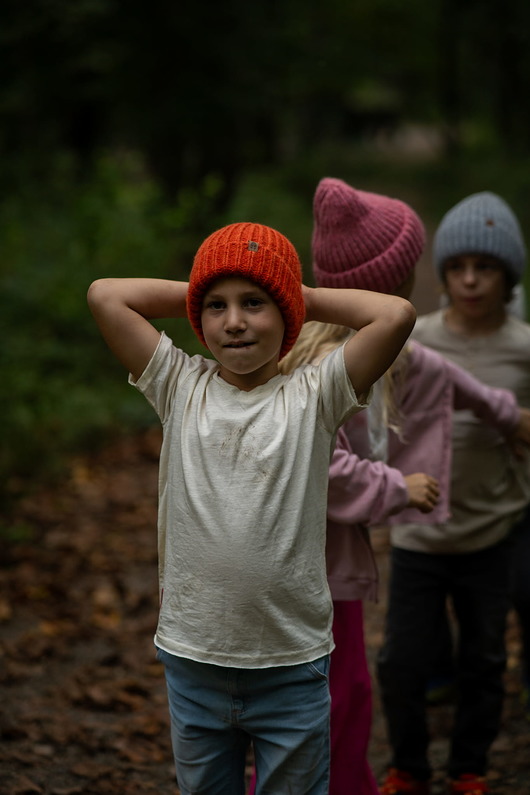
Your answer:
[248,241,259,252]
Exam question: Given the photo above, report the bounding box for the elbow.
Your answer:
[402,297,417,325]
[87,278,115,311]
[396,297,416,336]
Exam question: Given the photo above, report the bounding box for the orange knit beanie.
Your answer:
[187,222,305,359]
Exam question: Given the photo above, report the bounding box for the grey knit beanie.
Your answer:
[433,191,526,284]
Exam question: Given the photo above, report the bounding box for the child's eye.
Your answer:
[245,297,264,308]
[444,261,464,273]
[205,300,225,311]
[476,260,500,272]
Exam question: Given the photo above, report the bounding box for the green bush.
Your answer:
[0,152,216,504]
[4,142,530,509]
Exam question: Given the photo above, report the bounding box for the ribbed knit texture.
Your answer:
[187,222,305,359]
[312,178,425,294]
[433,191,526,283]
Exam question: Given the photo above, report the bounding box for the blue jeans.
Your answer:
[156,648,331,795]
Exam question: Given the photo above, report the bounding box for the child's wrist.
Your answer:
[302,284,315,322]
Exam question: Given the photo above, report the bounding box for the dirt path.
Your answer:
[1,431,529,794]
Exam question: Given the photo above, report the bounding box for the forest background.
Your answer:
[3,0,530,522]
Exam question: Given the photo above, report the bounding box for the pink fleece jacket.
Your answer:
[326,340,520,602]
[326,427,407,602]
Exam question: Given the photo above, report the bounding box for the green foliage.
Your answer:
[3,0,530,202]
[2,0,530,524]
[0,151,217,503]
[0,521,35,544]
[3,136,530,510]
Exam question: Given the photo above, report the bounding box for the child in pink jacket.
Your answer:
[280,331,440,795]
[311,178,530,795]
[275,312,526,795]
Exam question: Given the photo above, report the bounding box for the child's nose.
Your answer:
[225,305,246,331]
[463,265,478,283]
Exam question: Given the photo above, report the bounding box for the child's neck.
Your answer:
[218,363,280,391]
[444,305,507,337]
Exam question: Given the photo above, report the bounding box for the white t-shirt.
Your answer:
[130,332,367,668]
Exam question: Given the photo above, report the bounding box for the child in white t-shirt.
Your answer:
[87,221,416,795]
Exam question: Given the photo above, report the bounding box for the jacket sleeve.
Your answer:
[327,427,409,526]
[445,358,520,434]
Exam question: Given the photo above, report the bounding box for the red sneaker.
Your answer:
[448,774,489,794]
[380,768,430,794]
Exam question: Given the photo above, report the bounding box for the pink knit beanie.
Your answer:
[187,222,305,359]
[312,178,426,293]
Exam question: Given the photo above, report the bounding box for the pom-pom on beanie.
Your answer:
[433,191,526,284]
[187,222,305,359]
[312,178,426,294]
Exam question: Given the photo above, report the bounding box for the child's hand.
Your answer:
[404,473,440,513]
[508,407,530,458]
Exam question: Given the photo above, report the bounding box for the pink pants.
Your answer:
[248,600,378,794]
[327,600,378,795]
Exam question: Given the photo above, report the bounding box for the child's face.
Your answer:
[443,254,508,323]
[201,276,285,390]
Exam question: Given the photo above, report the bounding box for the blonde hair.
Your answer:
[280,321,409,438]
[279,322,352,372]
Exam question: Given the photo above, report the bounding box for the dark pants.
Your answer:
[511,505,530,686]
[377,539,513,780]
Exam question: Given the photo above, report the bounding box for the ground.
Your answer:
[1,430,529,794]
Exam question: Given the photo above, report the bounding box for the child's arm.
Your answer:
[444,353,530,451]
[328,429,439,526]
[87,278,188,381]
[303,285,416,399]
[432,350,530,458]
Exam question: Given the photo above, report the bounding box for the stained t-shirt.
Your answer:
[130,333,367,667]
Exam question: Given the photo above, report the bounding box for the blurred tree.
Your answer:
[466,0,530,153]
[0,0,439,199]
[432,0,530,154]
[0,0,113,182]
[436,0,461,152]
[1,0,529,200]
